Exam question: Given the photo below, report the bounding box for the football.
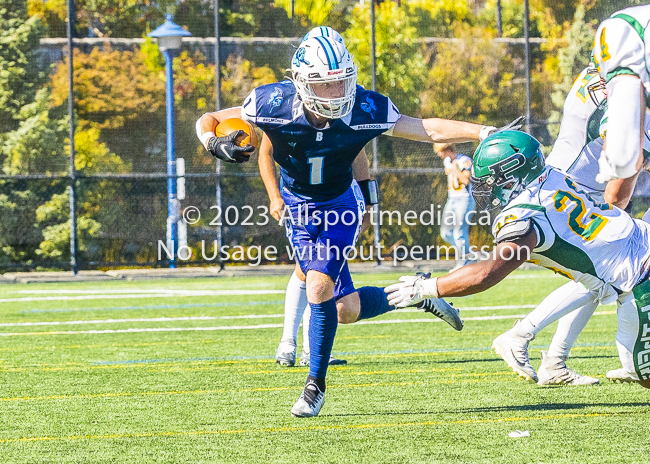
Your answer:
[214,118,259,149]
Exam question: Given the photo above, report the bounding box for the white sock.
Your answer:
[302,303,311,355]
[547,300,598,359]
[514,281,597,338]
[615,293,639,374]
[277,271,308,353]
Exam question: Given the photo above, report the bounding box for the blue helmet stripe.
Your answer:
[314,36,338,70]
[321,26,327,37]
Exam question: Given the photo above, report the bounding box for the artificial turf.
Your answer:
[0,270,647,463]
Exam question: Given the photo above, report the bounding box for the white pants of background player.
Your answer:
[277,271,311,356]
[440,195,475,267]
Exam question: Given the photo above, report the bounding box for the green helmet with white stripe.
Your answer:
[291,36,357,119]
[471,130,545,211]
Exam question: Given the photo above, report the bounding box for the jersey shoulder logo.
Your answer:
[360,94,377,119]
[267,87,284,109]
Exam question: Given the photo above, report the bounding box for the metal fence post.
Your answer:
[67,0,78,275]
[496,0,502,37]
[524,0,531,134]
[164,48,178,268]
[370,0,382,265]
[214,0,224,271]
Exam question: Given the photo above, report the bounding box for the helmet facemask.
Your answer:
[471,174,523,212]
[293,69,357,119]
[585,63,607,107]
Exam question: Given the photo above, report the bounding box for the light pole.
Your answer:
[149,16,192,268]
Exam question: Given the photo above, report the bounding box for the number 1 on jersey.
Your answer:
[308,156,324,185]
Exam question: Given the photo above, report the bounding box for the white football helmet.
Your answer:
[302,26,345,46]
[291,36,357,119]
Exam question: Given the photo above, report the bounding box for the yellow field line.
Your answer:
[1,376,522,403]
[0,343,619,373]
[0,335,391,353]
[0,411,641,444]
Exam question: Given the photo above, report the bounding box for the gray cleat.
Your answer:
[416,298,464,331]
[537,350,599,386]
[492,320,538,383]
[275,348,296,367]
[606,368,639,383]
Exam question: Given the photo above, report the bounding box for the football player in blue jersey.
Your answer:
[260,131,370,368]
[196,34,520,417]
[263,26,357,370]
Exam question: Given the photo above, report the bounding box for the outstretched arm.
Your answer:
[436,231,537,297]
[389,115,484,143]
[385,229,538,307]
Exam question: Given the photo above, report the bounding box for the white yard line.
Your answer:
[0,311,616,337]
[0,304,551,327]
[0,290,285,303]
[15,288,277,294]
[2,303,616,327]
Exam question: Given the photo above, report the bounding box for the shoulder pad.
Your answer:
[495,219,534,244]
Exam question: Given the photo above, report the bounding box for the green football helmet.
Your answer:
[470,130,545,211]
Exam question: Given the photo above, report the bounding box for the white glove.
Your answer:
[443,157,452,169]
[595,149,618,184]
[384,274,438,308]
[479,116,526,142]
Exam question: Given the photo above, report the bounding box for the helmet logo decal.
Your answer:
[293,47,310,67]
[488,152,526,185]
[267,87,284,109]
[360,95,377,119]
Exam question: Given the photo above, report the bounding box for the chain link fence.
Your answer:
[2,2,649,271]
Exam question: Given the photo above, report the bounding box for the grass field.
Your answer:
[0,269,648,463]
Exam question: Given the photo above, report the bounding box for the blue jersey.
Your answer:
[242,80,400,201]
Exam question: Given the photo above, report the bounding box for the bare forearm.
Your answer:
[605,170,640,209]
[437,237,535,297]
[422,118,482,143]
[258,137,281,202]
[352,148,371,181]
[390,115,483,143]
[436,262,506,297]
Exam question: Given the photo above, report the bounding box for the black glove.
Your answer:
[207,130,255,163]
[490,115,526,136]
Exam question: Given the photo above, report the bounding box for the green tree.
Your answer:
[344,1,427,117]
[421,25,525,125]
[0,0,69,266]
[546,4,595,142]
[408,0,471,38]
[0,1,46,130]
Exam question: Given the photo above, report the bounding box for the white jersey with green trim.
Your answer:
[593,5,650,95]
[546,67,607,196]
[493,167,650,302]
